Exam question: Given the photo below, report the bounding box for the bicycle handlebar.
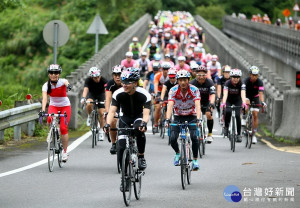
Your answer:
[39,112,68,125]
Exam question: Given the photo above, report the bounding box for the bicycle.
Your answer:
[39,111,67,172]
[159,101,168,139]
[170,121,197,190]
[111,124,145,206]
[85,100,104,148]
[244,102,263,149]
[198,110,207,159]
[224,105,243,152]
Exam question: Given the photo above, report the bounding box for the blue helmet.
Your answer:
[154,54,161,61]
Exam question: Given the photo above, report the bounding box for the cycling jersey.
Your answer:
[243,77,264,99]
[163,80,177,93]
[190,78,215,105]
[84,77,107,97]
[168,84,200,116]
[174,64,191,72]
[129,42,141,55]
[217,76,230,98]
[145,71,156,93]
[147,44,159,60]
[154,72,169,92]
[207,61,221,75]
[137,58,150,73]
[223,80,246,103]
[42,78,70,107]
[105,79,122,94]
[112,87,151,118]
[121,59,136,68]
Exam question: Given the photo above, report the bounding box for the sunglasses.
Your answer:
[231,76,240,79]
[49,71,60,75]
[196,74,206,77]
[122,81,134,85]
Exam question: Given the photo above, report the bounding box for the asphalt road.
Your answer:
[0,117,299,208]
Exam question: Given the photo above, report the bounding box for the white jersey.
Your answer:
[42,78,70,107]
[207,61,221,75]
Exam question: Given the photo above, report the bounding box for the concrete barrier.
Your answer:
[66,14,151,129]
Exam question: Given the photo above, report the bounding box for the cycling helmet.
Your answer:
[190,62,199,70]
[176,70,191,79]
[178,56,186,61]
[141,51,147,56]
[222,65,231,72]
[132,37,138,42]
[151,37,157,44]
[169,39,176,44]
[249,65,259,75]
[197,43,203,48]
[112,65,123,73]
[125,51,133,57]
[168,68,177,77]
[212,54,218,61]
[152,62,161,70]
[194,47,201,52]
[121,67,140,83]
[47,64,62,73]
[165,53,171,58]
[89,67,101,77]
[196,65,207,73]
[161,62,172,70]
[154,54,161,61]
[206,53,212,61]
[230,68,242,77]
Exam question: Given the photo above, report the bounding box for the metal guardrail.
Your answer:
[0,103,41,141]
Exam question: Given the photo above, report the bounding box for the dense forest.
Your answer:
[0,0,295,109]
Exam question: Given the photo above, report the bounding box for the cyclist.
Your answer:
[207,54,221,83]
[129,37,142,60]
[147,37,160,60]
[175,56,191,72]
[165,39,178,63]
[190,65,216,143]
[152,62,171,132]
[189,61,198,81]
[81,67,107,141]
[160,68,177,102]
[163,53,175,67]
[148,54,162,72]
[121,51,136,68]
[41,64,72,162]
[216,65,231,118]
[221,69,247,143]
[135,51,150,79]
[242,66,267,144]
[105,65,124,154]
[143,62,160,93]
[165,70,201,171]
[104,68,151,190]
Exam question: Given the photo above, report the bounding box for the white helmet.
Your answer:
[222,65,231,72]
[197,43,203,48]
[212,54,218,61]
[161,62,172,69]
[194,47,201,52]
[89,67,101,77]
[178,56,186,61]
[170,39,176,44]
[230,68,242,77]
[176,70,191,79]
[132,37,138,42]
[249,65,259,75]
[190,62,199,70]
[125,51,133,57]
[112,65,124,73]
[151,37,157,44]
[141,51,147,56]
[168,68,177,75]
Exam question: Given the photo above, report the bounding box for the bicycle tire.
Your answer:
[151,105,155,135]
[186,145,192,185]
[117,141,121,174]
[57,138,64,168]
[91,112,96,148]
[198,138,202,158]
[245,131,249,148]
[48,129,55,172]
[122,149,132,206]
[248,116,253,149]
[180,140,187,190]
[232,119,236,152]
[134,169,142,200]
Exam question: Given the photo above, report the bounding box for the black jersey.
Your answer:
[84,77,107,96]
[163,80,177,92]
[217,76,230,98]
[112,87,151,118]
[190,78,215,104]
[105,79,122,94]
[223,80,246,103]
[243,77,264,99]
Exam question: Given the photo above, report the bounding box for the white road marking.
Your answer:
[0,132,92,178]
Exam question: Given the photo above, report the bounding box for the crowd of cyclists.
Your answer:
[40,10,268,196]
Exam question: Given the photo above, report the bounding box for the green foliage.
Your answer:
[34,123,48,137]
[196,5,225,29]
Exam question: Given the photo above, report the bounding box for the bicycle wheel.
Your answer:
[198,138,202,159]
[91,112,97,148]
[232,120,236,152]
[180,140,187,190]
[151,105,155,135]
[248,117,253,149]
[116,141,121,174]
[121,149,132,206]
[186,145,192,185]
[134,169,142,200]
[47,129,55,172]
[57,138,64,168]
[245,131,249,148]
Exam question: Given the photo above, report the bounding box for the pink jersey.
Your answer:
[174,64,191,72]
[42,78,70,107]
[121,59,136,68]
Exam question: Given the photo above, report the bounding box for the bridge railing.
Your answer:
[67,14,151,129]
[0,103,41,142]
[194,15,300,140]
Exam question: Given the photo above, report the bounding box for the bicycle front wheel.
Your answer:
[134,169,142,200]
[47,130,55,172]
[186,145,192,185]
[91,113,97,148]
[180,141,187,190]
[57,138,64,168]
[121,149,132,206]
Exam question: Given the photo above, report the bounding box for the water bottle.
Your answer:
[182,128,186,139]
[196,126,200,137]
[167,127,170,136]
[132,153,137,167]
